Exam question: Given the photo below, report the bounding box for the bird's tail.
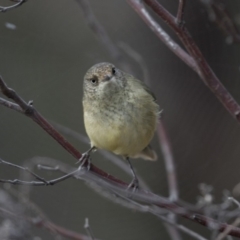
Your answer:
[137,145,157,161]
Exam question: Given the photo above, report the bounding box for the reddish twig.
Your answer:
[128,0,240,124]
[51,121,150,189]
[157,120,178,203]
[126,0,198,72]
[176,0,186,26]
[2,154,240,238]
[0,76,126,186]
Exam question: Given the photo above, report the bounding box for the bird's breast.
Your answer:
[83,98,157,157]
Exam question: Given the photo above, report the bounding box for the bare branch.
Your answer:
[157,119,180,239]
[75,0,132,73]
[0,97,22,113]
[126,0,198,71]
[0,0,26,13]
[127,0,240,124]
[200,0,240,44]
[157,120,178,202]
[0,75,127,187]
[112,189,206,240]
[126,42,181,238]
[51,121,150,189]
[118,42,151,86]
[0,207,96,240]
[84,218,95,240]
[176,0,186,26]
[0,158,48,184]
[0,157,86,187]
[2,155,240,238]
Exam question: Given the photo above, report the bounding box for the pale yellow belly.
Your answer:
[84,110,155,157]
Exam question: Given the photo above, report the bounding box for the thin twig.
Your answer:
[157,120,178,202]
[0,97,22,112]
[0,207,96,240]
[125,41,180,239]
[216,218,240,240]
[111,189,207,240]
[216,198,240,240]
[176,0,186,26]
[157,119,180,239]
[0,76,127,187]
[51,121,149,189]
[0,158,48,185]
[200,0,240,43]
[0,168,81,186]
[128,0,240,123]
[118,42,151,86]
[75,0,132,73]
[144,0,240,121]
[2,156,240,238]
[84,218,95,240]
[0,0,26,12]
[126,0,198,71]
[229,197,240,209]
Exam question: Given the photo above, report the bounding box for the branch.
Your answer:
[0,158,49,184]
[157,120,178,203]
[0,207,96,240]
[126,42,181,238]
[200,0,240,43]
[51,121,150,189]
[0,0,26,12]
[126,0,198,71]
[2,155,240,238]
[0,76,127,187]
[176,0,186,26]
[75,0,132,73]
[127,0,240,123]
[84,218,95,240]
[157,119,180,239]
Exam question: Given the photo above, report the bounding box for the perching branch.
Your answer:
[2,155,240,238]
[0,76,126,187]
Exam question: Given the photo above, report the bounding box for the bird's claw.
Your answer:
[76,153,91,171]
[127,177,139,193]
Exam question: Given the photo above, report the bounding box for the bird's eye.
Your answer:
[90,76,98,85]
[112,67,116,75]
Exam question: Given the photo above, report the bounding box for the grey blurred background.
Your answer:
[0,0,240,239]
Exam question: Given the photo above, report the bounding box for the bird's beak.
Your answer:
[103,75,112,82]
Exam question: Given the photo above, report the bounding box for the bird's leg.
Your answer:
[126,157,139,191]
[76,146,96,170]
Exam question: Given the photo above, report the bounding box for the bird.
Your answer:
[82,62,160,189]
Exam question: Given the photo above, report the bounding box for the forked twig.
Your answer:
[176,0,186,26]
[127,0,240,123]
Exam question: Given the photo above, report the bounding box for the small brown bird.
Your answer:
[82,62,159,188]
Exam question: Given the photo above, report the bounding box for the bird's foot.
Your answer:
[76,152,91,171]
[75,147,96,170]
[127,177,139,192]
